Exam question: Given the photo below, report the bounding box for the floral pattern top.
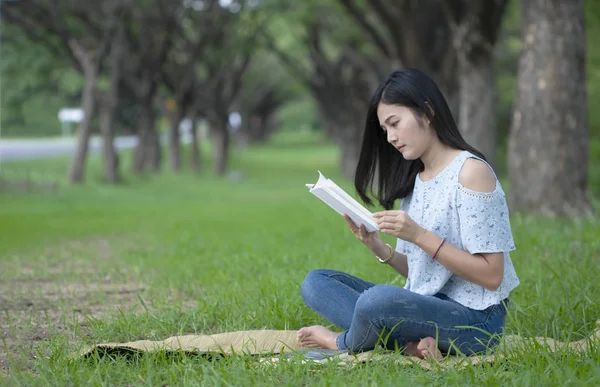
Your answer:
[396,151,520,310]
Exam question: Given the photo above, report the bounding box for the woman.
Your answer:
[297,68,520,358]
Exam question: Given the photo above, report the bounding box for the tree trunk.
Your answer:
[147,123,161,173]
[339,135,362,181]
[245,112,278,145]
[211,120,229,175]
[190,115,201,171]
[100,20,123,184]
[99,102,120,183]
[458,55,497,166]
[68,71,96,183]
[508,0,593,216]
[168,109,184,172]
[133,98,160,174]
[443,82,460,125]
[447,0,507,168]
[132,125,147,174]
[317,103,364,181]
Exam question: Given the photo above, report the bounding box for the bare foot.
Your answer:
[405,337,442,359]
[296,325,343,350]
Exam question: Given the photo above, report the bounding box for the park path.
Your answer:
[0,136,139,162]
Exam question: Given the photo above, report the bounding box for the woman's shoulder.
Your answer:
[458,157,497,194]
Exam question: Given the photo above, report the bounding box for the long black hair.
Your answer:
[354,68,485,210]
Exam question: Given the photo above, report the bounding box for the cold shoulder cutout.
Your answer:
[458,157,497,193]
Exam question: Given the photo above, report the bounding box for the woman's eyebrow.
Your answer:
[384,115,397,124]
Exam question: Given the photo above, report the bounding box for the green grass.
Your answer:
[0,131,599,385]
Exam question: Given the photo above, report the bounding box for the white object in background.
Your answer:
[228,112,242,134]
[58,108,84,136]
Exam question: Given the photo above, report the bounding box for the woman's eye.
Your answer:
[391,121,399,127]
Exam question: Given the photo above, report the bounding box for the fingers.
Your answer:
[375,219,398,231]
[376,214,406,222]
[378,222,398,235]
[344,214,356,227]
[373,210,400,218]
[375,216,395,224]
[344,215,376,242]
[375,213,411,230]
[344,214,359,232]
[358,224,366,238]
[374,210,408,220]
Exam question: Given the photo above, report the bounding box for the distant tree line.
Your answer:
[2,0,594,216]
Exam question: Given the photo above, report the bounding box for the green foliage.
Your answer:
[0,132,599,384]
[276,95,321,133]
[3,0,600,143]
[238,48,301,110]
[0,23,84,137]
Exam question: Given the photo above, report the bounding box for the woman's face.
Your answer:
[377,102,433,160]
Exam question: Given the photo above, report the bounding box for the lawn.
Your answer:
[1,131,599,385]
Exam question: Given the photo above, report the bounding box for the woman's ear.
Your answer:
[421,113,431,127]
[424,101,435,118]
[421,111,431,126]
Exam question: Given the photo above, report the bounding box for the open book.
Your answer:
[305,171,379,232]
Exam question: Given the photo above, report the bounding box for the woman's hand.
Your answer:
[373,210,426,243]
[344,214,381,250]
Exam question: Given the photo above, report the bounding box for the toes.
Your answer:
[414,337,441,359]
[417,338,435,349]
[297,329,311,342]
[299,339,317,348]
[418,340,441,358]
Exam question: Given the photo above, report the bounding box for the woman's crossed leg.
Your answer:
[297,269,506,358]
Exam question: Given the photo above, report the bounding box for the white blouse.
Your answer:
[396,151,520,310]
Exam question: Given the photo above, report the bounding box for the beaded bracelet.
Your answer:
[432,238,446,260]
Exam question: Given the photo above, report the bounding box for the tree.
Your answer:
[339,0,508,167]
[196,2,263,175]
[508,0,593,216]
[443,0,508,167]
[3,0,120,183]
[0,23,79,137]
[200,48,253,176]
[338,0,457,114]
[97,7,127,184]
[160,2,216,172]
[263,1,378,179]
[124,0,183,175]
[234,53,296,146]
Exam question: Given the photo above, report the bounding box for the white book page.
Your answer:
[305,170,328,190]
[323,180,375,222]
[306,171,379,232]
[323,186,379,231]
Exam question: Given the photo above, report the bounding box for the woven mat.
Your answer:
[80,320,600,369]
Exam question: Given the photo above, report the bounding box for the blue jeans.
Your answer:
[301,269,509,355]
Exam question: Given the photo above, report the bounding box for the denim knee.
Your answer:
[354,284,400,321]
[300,269,329,307]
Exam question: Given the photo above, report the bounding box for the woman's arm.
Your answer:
[344,215,409,278]
[369,239,409,278]
[414,231,504,291]
[374,158,508,291]
[415,158,505,291]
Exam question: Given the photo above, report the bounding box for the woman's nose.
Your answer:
[387,131,397,144]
